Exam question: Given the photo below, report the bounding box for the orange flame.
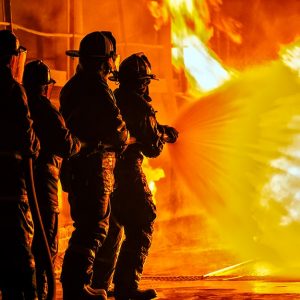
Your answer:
[143,158,165,205]
[147,0,300,278]
[149,0,233,96]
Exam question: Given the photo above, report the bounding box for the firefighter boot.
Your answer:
[61,247,107,300]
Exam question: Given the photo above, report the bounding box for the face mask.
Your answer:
[42,83,54,99]
[136,78,151,94]
[11,46,27,84]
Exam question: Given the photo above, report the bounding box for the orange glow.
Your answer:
[170,58,300,278]
[143,158,165,205]
[149,0,233,96]
[167,0,232,96]
[147,0,300,278]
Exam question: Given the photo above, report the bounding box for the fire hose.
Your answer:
[24,157,56,300]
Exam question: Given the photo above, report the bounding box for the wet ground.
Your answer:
[55,277,300,299]
[141,278,300,300]
[54,219,300,299]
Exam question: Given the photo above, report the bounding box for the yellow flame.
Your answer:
[147,0,300,278]
[148,0,233,95]
[260,40,300,228]
[172,35,231,95]
[281,40,300,77]
[142,158,165,205]
[169,0,231,96]
[171,59,300,277]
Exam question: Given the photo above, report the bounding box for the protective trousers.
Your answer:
[33,210,58,300]
[32,165,60,300]
[92,157,156,293]
[0,198,38,300]
[60,151,115,300]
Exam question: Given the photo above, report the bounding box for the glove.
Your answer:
[141,136,164,158]
[163,126,179,143]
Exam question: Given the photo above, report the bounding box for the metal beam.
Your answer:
[3,0,12,30]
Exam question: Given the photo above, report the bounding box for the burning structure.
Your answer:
[1,0,300,280]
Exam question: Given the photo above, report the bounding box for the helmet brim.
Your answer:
[139,74,159,81]
[66,49,111,59]
[49,78,56,84]
[66,50,80,57]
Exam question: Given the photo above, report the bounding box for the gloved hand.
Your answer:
[163,126,179,143]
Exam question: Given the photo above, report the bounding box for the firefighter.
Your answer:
[0,29,40,299]
[23,59,81,300]
[59,31,130,300]
[92,53,179,300]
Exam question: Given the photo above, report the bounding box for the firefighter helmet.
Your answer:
[23,60,56,87]
[101,31,116,55]
[0,29,25,56]
[66,31,114,59]
[118,52,157,83]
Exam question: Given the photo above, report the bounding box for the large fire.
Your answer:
[149,0,233,97]
[147,0,300,278]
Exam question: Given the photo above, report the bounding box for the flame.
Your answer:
[170,0,232,96]
[172,35,231,95]
[170,59,300,277]
[142,158,165,205]
[281,40,300,77]
[149,0,232,96]
[147,0,300,278]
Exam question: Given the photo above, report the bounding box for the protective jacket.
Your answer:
[60,69,128,148]
[0,65,39,197]
[93,86,163,293]
[114,87,164,159]
[28,94,81,213]
[0,64,40,299]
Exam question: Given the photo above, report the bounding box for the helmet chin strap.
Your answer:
[42,84,54,99]
[143,86,152,102]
